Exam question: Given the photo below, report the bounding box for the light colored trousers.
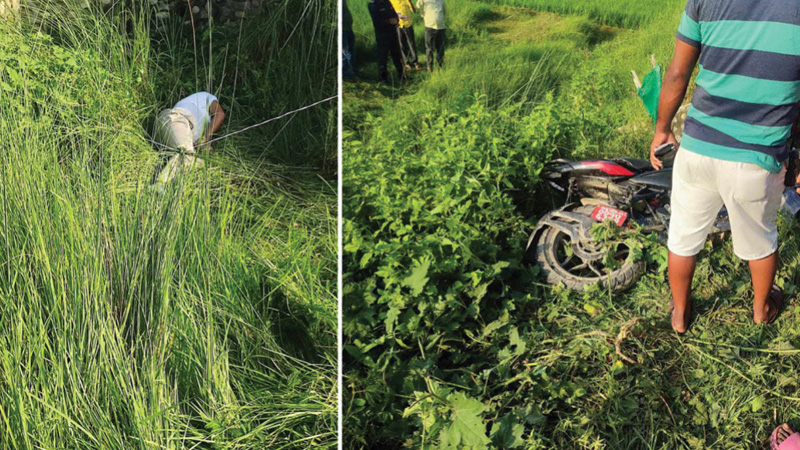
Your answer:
[668,149,785,261]
[154,108,204,184]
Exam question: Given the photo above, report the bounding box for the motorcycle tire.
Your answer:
[533,207,646,292]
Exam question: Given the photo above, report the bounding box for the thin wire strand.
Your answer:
[205,95,338,145]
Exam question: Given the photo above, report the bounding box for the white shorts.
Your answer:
[155,107,196,154]
[667,149,785,261]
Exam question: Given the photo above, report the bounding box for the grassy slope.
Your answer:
[345,1,800,448]
[0,1,336,448]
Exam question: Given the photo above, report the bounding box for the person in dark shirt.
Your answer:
[368,0,407,83]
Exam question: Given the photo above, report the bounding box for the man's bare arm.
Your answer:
[204,100,226,147]
[650,40,700,169]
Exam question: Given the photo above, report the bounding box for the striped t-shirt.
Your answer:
[677,0,800,173]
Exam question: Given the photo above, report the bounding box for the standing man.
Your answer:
[651,0,800,333]
[368,0,406,84]
[415,0,445,72]
[390,0,421,71]
[154,91,226,184]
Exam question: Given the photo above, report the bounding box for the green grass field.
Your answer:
[0,1,336,448]
[485,0,687,28]
[344,1,800,448]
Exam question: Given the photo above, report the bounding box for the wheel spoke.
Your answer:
[560,253,574,267]
[588,261,605,277]
[571,261,589,272]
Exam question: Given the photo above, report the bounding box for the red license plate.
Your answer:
[591,205,628,227]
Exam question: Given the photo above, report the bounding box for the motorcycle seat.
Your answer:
[613,158,652,173]
[629,168,673,189]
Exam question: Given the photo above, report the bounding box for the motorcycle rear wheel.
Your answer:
[533,207,646,292]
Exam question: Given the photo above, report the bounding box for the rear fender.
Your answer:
[526,204,592,251]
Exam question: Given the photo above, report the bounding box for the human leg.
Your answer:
[721,160,785,323]
[343,30,356,76]
[749,252,781,323]
[667,150,725,332]
[424,27,435,71]
[399,26,418,66]
[406,26,418,66]
[397,28,410,67]
[435,29,445,68]
[388,30,405,79]
[376,32,391,82]
[167,110,195,154]
[669,253,696,333]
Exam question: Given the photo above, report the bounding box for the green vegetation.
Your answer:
[486,0,687,28]
[344,1,800,448]
[0,1,336,448]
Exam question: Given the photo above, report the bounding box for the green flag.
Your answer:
[638,64,662,126]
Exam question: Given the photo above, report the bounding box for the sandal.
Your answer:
[771,423,800,450]
[756,284,783,325]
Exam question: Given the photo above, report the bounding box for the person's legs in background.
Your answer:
[397,26,418,69]
[376,31,391,82]
[388,29,406,80]
[424,27,435,72]
[343,29,357,77]
[435,28,445,69]
[396,28,409,69]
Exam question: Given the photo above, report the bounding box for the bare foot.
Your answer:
[671,303,691,334]
[754,286,783,324]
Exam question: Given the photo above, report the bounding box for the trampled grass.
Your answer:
[1,1,336,448]
[344,0,800,448]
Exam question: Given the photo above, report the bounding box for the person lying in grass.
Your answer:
[650,0,798,333]
[154,91,226,184]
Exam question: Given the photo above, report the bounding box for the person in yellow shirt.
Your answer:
[390,0,420,71]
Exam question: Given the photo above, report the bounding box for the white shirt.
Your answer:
[415,0,445,30]
[174,92,218,143]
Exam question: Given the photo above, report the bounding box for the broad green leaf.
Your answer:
[490,414,525,449]
[403,259,431,296]
[751,396,763,412]
[439,392,490,449]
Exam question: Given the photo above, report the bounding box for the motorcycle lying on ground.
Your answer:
[525,144,800,292]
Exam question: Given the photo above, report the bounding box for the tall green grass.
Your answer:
[0,1,336,447]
